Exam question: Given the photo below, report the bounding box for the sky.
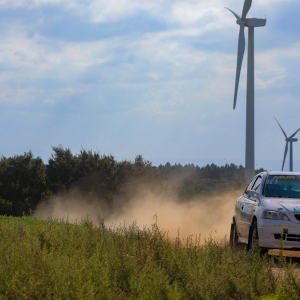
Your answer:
[0,0,300,171]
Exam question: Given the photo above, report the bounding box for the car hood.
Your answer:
[264,198,300,213]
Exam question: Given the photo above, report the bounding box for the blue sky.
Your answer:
[0,0,300,171]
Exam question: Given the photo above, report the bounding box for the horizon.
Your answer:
[0,145,292,172]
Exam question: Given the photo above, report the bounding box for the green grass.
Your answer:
[0,216,299,300]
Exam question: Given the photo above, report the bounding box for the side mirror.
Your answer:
[244,189,250,196]
[249,190,259,201]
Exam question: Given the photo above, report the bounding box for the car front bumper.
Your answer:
[258,219,300,249]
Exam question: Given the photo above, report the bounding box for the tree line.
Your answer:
[0,146,264,216]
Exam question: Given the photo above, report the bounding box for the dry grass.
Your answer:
[0,216,299,300]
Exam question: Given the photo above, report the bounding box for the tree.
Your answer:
[0,152,48,216]
[46,146,78,193]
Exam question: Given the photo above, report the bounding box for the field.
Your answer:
[0,216,300,300]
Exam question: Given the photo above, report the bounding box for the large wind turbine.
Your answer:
[274,117,300,172]
[226,0,266,182]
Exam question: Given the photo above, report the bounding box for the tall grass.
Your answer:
[0,216,299,300]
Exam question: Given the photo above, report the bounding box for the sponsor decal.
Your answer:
[293,206,300,212]
[272,175,300,180]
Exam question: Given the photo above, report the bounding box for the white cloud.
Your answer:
[256,43,300,90]
[0,15,235,112]
[1,0,294,26]
[0,28,118,83]
[0,0,63,8]
[0,86,35,105]
[84,0,163,23]
[1,0,298,115]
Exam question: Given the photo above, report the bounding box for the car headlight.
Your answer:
[262,210,290,221]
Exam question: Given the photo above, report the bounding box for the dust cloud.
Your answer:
[33,183,242,241]
[106,189,241,240]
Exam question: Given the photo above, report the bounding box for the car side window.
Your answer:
[252,176,262,193]
[243,176,257,197]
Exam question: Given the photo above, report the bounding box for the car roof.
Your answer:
[267,171,300,176]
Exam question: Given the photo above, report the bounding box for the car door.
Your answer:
[236,176,261,238]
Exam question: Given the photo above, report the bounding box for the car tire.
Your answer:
[230,222,238,248]
[248,220,268,255]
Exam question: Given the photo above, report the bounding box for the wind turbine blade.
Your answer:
[282,142,288,171]
[289,128,300,139]
[274,117,288,139]
[233,25,245,109]
[225,8,241,20]
[241,0,252,20]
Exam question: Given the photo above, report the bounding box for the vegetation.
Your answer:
[0,216,299,300]
[0,150,297,299]
[0,146,264,217]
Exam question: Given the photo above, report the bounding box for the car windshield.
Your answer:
[264,175,300,198]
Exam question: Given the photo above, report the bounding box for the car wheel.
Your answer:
[230,222,238,248]
[248,220,268,255]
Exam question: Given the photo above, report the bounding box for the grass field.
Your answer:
[0,215,299,300]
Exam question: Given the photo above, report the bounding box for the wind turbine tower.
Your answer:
[275,117,300,172]
[226,0,266,182]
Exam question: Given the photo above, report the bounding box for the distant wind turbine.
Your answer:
[274,117,300,172]
[226,0,266,182]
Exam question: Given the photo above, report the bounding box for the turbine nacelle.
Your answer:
[287,138,298,142]
[234,17,266,27]
[245,18,266,27]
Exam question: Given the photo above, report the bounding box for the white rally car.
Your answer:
[230,171,300,253]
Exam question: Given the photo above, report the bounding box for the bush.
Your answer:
[1,216,299,299]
